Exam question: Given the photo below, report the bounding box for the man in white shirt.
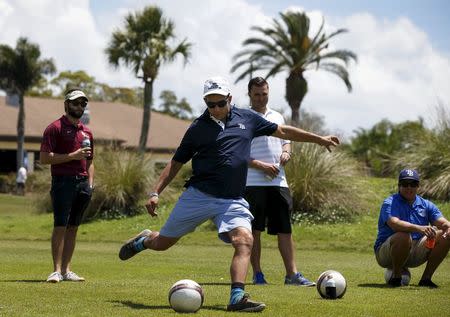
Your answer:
[16,166,27,196]
[245,77,315,287]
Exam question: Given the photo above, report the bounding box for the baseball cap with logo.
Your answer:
[64,90,88,101]
[203,77,230,98]
[398,169,420,182]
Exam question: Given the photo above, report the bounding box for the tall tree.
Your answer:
[0,37,56,170]
[231,11,357,125]
[105,5,191,153]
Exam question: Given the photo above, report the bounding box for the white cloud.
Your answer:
[0,0,449,137]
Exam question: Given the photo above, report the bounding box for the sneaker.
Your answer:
[227,293,266,312]
[285,272,316,287]
[388,277,402,287]
[119,229,152,260]
[63,271,85,282]
[253,272,268,285]
[418,279,438,288]
[46,272,63,283]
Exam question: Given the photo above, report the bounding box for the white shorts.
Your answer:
[375,234,430,268]
[160,186,253,243]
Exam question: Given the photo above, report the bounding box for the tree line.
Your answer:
[1,5,355,169]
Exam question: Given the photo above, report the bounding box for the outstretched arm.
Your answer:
[272,125,340,152]
[145,160,184,217]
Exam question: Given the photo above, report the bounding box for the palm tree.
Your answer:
[231,11,357,125]
[0,37,56,170]
[105,5,192,153]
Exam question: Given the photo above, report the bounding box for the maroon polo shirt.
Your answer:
[40,115,94,176]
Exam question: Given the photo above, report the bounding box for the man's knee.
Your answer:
[391,232,412,247]
[230,227,253,250]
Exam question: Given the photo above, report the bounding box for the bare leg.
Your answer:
[390,232,411,277]
[61,226,78,274]
[51,226,66,273]
[143,231,179,251]
[250,230,262,275]
[278,233,297,276]
[421,232,450,280]
[229,227,253,283]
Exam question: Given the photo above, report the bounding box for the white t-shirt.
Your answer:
[16,166,27,183]
[246,107,290,187]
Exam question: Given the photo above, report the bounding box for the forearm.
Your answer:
[151,160,183,194]
[388,218,423,233]
[40,151,74,165]
[249,159,266,170]
[434,217,450,231]
[275,125,325,145]
[87,160,94,187]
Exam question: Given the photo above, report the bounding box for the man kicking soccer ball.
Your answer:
[119,76,339,312]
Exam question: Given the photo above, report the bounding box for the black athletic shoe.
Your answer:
[119,229,151,260]
[418,279,438,288]
[388,277,402,287]
[226,293,266,312]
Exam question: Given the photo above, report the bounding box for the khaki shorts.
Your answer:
[375,235,430,268]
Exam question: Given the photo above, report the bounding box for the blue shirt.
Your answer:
[374,193,442,251]
[173,106,278,198]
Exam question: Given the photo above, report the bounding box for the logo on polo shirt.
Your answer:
[238,123,246,130]
[416,207,426,217]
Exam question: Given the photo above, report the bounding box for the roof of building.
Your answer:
[0,96,192,152]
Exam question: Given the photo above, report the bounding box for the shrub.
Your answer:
[0,173,15,193]
[285,143,367,224]
[83,148,158,220]
[393,105,450,200]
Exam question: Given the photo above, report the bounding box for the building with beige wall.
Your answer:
[0,96,191,172]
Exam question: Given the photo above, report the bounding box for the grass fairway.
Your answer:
[1,189,449,316]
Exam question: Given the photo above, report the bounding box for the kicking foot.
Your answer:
[119,229,152,260]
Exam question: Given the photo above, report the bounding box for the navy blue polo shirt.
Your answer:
[173,106,278,198]
[374,193,442,251]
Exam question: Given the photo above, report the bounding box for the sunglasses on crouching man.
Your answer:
[204,94,230,108]
[399,181,419,188]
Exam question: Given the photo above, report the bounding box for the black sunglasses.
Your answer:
[205,95,229,108]
[70,100,88,108]
[399,181,419,188]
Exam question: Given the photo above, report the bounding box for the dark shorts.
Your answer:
[244,186,293,235]
[50,176,92,227]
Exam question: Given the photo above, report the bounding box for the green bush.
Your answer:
[393,105,450,200]
[83,148,157,220]
[0,173,15,193]
[285,143,367,223]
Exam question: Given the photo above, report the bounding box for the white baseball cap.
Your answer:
[64,90,88,101]
[203,77,231,98]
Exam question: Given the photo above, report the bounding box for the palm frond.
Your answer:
[316,62,352,91]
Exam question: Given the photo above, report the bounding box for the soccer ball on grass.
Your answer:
[317,270,347,299]
[384,268,411,286]
[168,279,204,313]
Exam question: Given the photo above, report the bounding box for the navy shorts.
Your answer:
[244,186,293,235]
[50,176,92,227]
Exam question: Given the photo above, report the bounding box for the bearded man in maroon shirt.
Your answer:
[40,88,94,283]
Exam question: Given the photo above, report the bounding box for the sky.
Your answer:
[1,0,449,139]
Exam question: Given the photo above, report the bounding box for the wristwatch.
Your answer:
[149,192,159,198]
